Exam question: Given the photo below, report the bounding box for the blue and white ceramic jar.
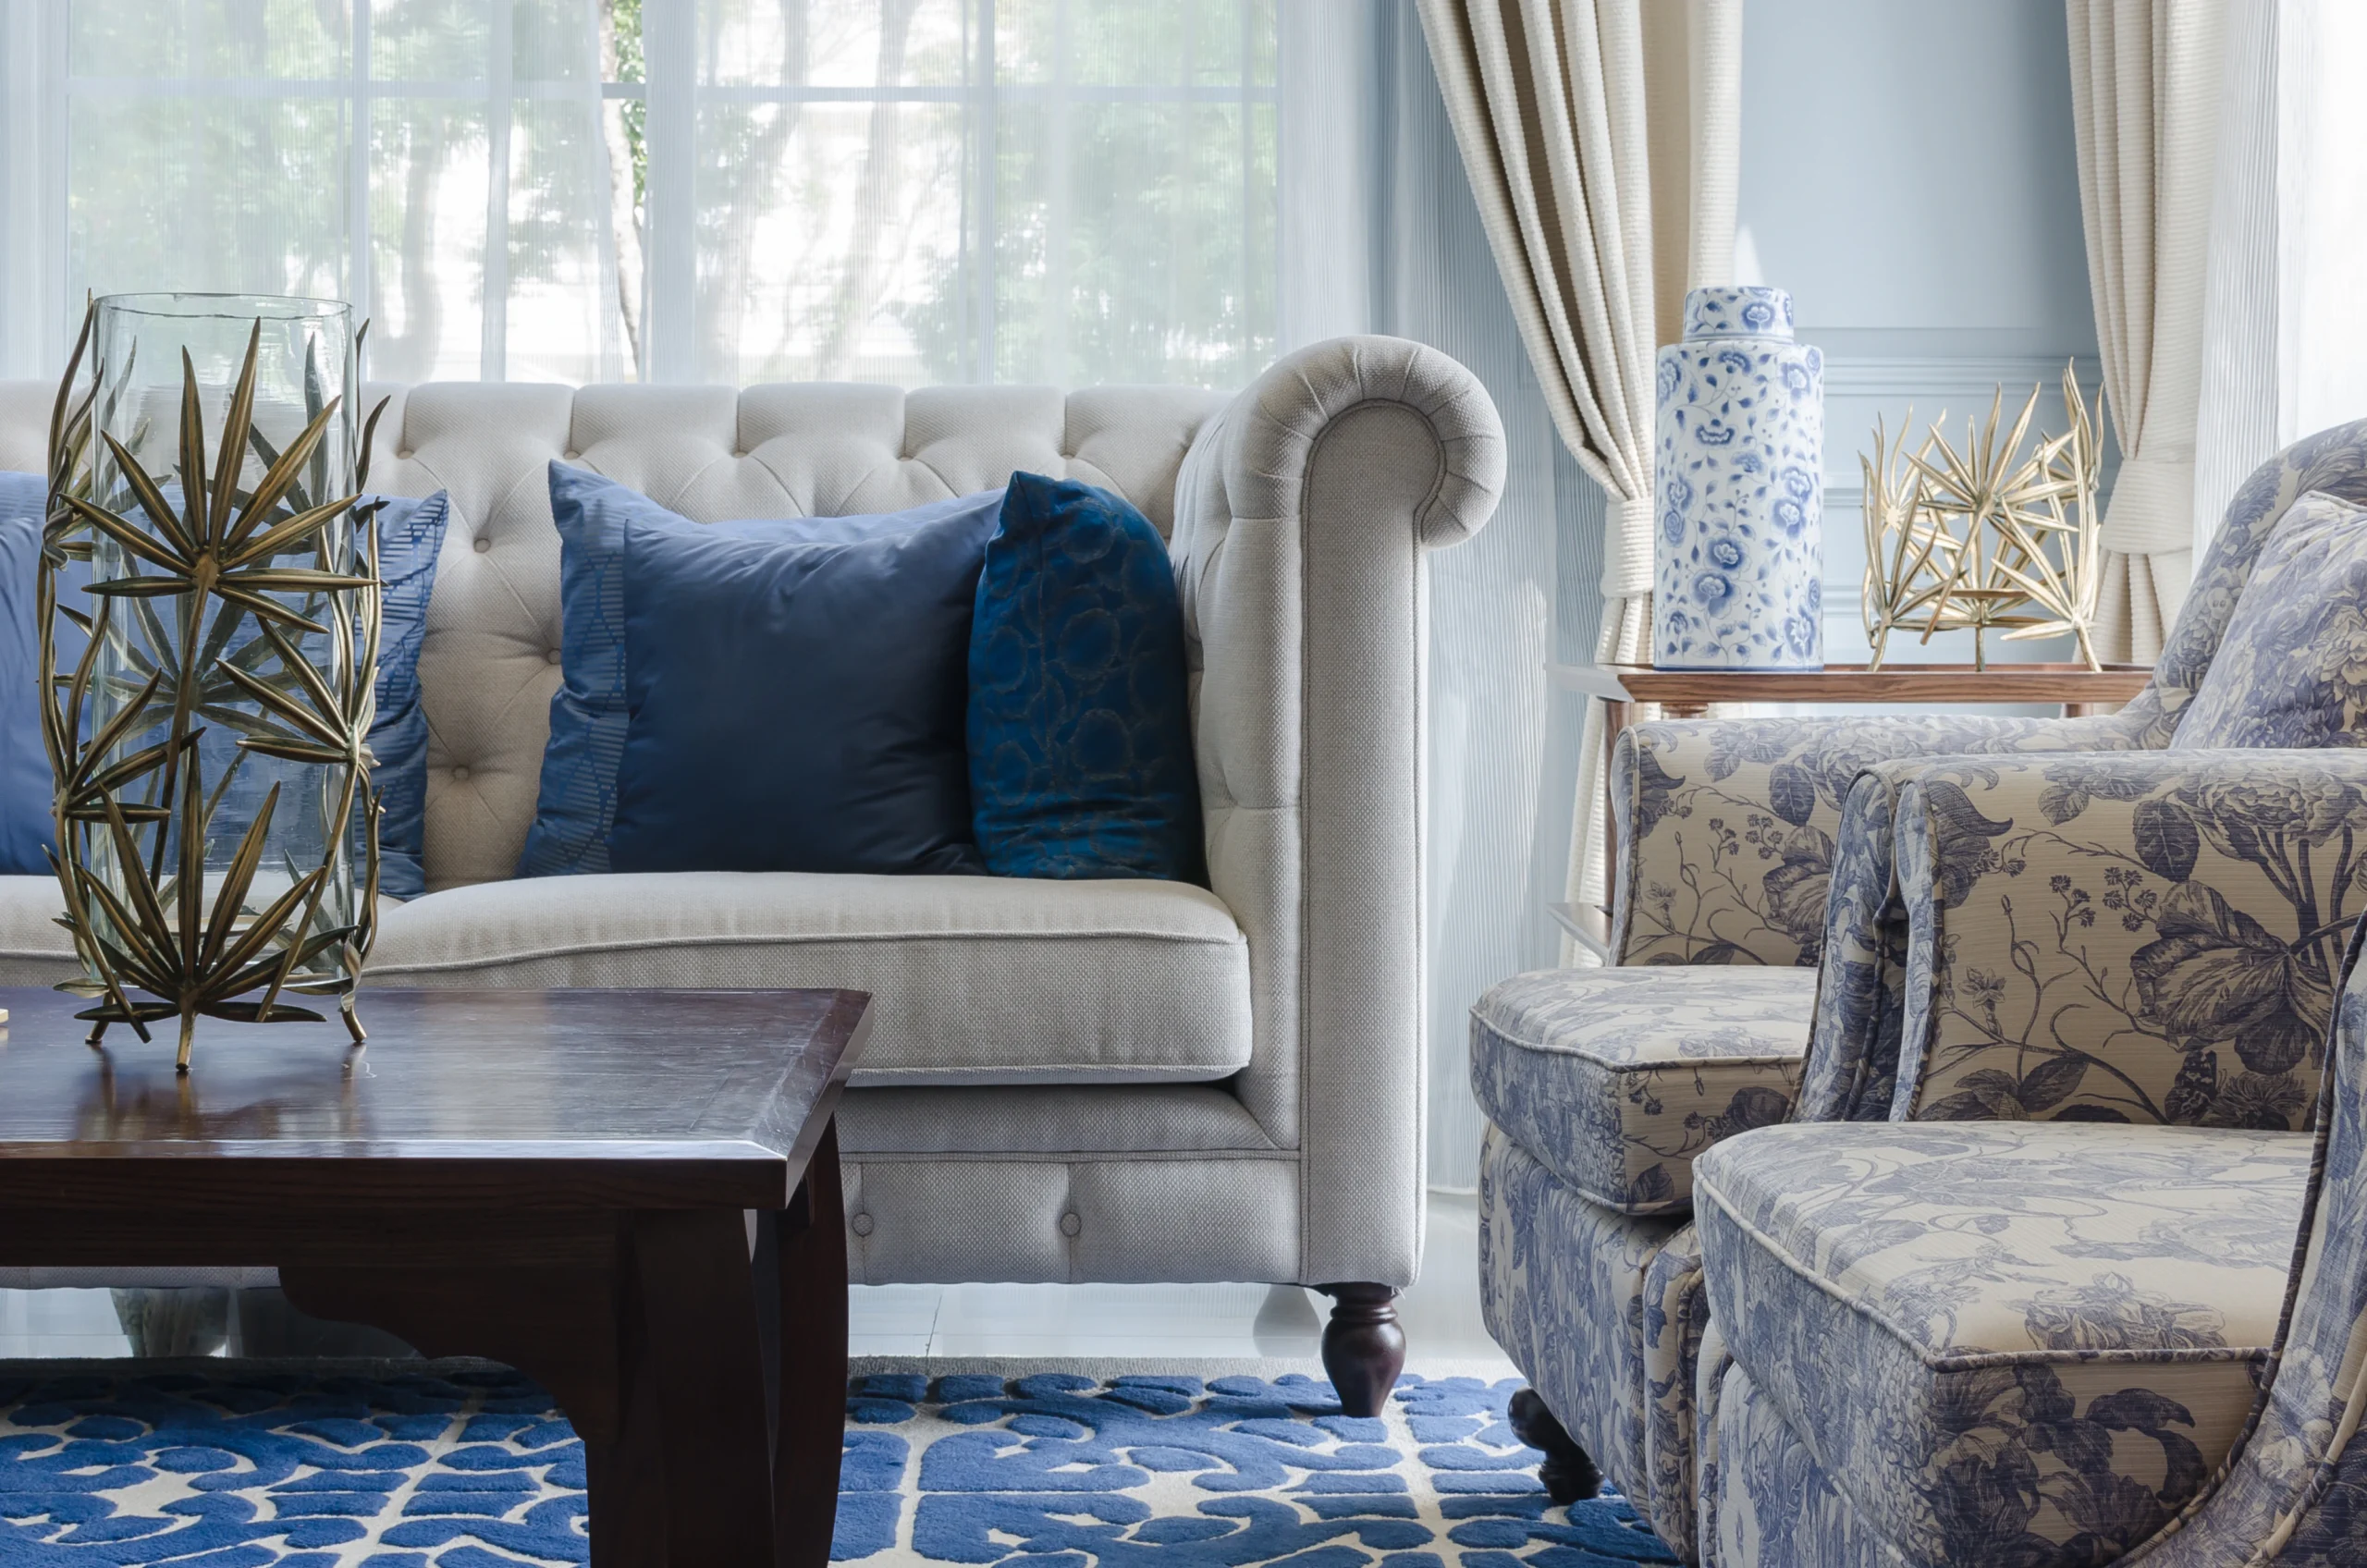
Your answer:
[1651,286,1825,670]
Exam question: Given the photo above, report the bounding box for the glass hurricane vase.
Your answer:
[54,292,380,1068]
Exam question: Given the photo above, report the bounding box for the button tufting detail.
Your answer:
[850,1212,876,1237]
[546,649,562,664]
[450,766,471,781]
[1058,1211,1082,1238]
[472,537,491,554]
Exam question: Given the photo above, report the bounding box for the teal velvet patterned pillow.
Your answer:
[966,472,1202,881]
[2175,490,2367,748]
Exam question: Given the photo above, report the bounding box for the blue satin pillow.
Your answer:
[523,465,1002,876]
[966,472,1202,881]
[0,472,67,876]
[0,479,448,895]
[365,492,452,900]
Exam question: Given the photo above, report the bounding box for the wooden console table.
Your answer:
[1554,659,2155,763]
[1548,661,2155,958]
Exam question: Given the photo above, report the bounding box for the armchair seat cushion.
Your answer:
[367,870,1253,1087]
[1696,1120,2308,1568]
[1471,966,1812,1215]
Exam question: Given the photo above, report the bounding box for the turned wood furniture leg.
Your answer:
[1507,1387,1602,1503]
[1316,1282,1404,1416]
[634,1207,779,1568]
[767,1120,848,1568]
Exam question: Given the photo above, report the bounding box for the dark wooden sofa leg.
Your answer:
[1508,1387,1601,1504]
[1316,1282,1404,1416]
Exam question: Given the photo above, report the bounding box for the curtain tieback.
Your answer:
[2099,454,2197,557]
[1600,492,1658,601]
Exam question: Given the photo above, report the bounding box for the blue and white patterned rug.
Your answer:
[0,1362,1676,1567]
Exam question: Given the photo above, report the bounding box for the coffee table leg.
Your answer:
[634,1207,780,1568]
[767,1119,849,1568]
[584,1352,667,1568]
[274,1263,653,1561]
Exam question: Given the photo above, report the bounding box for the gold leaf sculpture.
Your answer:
[42,300,389,1070]
[1860,364,2103,671]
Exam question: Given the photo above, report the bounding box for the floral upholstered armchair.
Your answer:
[1695,918,2367,1567]
[1474,418,2367,1564]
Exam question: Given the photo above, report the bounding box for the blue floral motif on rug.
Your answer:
[0,1366,1676,1567]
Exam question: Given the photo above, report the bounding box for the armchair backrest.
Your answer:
[2125,418,2367,746]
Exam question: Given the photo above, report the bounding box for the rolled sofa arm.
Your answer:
[1610,711,2137,967]
[1170,335,1504,1286]
[1885,749,2367,1130]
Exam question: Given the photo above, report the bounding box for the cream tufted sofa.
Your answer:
[0,336,1505,1386]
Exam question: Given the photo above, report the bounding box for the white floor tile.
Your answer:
[0,1194,1517,1375]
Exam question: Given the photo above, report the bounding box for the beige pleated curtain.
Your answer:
[2067,0,2224,662]
[1416,0,1741,946]
[1416,0,1741,664]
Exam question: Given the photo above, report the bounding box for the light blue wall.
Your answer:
[1734,0,2102,664]
[1739,0,2095,359]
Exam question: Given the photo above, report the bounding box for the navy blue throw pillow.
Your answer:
[967,472,1202,881]
[521,467,1003,876]
[589,475,1001,876]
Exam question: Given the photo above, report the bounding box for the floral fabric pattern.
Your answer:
[1609,419,2367,973]
[1797,766,1918,1123]
[1711,1365,1898,1568]
[1610,715,2119,969]
[1641,1226,1710,1562]
[1477,1123,1687,1523]
[1694,1120,2308,1567]
[1470,968,1813,1216]
[1886,752,2367,1128]
[2126,928,2367,1566]
[1692,1324,1733,1568]
[2170,491,2367,750]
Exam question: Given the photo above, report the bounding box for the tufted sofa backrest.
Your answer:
[0,377,1227,894]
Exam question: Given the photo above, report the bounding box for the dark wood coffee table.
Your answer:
[0,986,870,1568]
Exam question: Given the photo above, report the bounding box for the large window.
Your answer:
[7,0,1276,386]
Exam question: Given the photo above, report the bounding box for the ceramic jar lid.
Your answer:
[1682,286,1795,341]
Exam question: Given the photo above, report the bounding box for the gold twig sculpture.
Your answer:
[1860,364,2103,671]
[42,302,389,1071]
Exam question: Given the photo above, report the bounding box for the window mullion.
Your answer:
[642,0,694,383]
[2,0,67,376]
[974,0,996,383]
[481,0,513,380]
[350,0,372,350]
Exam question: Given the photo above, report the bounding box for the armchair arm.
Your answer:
[1611,711,2137,967]
[1885,749,2367,1128]
[1170,335,1504,1285]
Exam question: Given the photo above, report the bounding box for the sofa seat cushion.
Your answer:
[370,871,1251,1087]
[1696,1121,2309,1568]
[0,875,76,986]
[1471,966,1813,1215]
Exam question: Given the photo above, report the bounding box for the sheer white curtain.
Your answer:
[2194,0,2367,551]
[0,0,1277,388]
